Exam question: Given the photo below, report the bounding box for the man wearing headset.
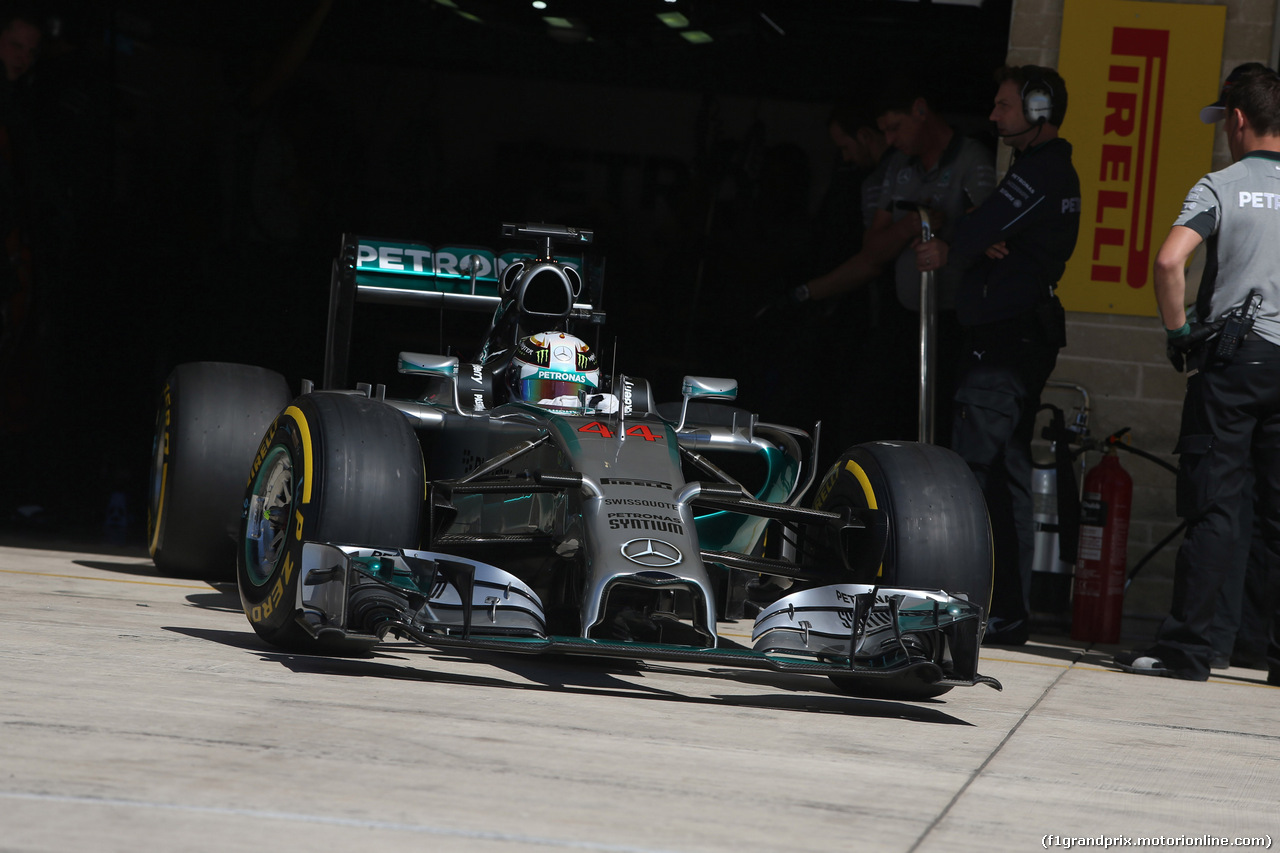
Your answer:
[916,66,1081,645]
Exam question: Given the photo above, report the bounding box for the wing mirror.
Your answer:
[400,352,466,414]
[676,375,738,430]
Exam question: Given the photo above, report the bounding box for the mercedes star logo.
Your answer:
[553,345,573,361]
[620,538,683,568]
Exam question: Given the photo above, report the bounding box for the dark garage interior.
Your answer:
[0,0,1013,540]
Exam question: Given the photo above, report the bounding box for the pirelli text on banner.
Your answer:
[1058,0,1223,316]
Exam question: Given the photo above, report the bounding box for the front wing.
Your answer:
[289,543,1000,691]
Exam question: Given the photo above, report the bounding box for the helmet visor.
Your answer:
[514,376,587,408]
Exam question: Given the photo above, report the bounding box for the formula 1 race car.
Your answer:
[148,222,999,700]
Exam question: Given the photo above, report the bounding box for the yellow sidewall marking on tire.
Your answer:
[845,459,884,577]
[148,390,172,559]
[148,462,167,557]
[284,405,314,504]
[844,459,878,509]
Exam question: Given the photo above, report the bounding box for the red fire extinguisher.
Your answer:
[1070,449,1133,643]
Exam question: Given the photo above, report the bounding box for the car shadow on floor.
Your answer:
[70,560,242,613]
[163,624,979,725]
[70,558,236,588]
[1,532,150,559]
[69,558,168,578]
[182,585,244,613]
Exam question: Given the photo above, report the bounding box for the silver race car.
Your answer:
[148,222,999,700]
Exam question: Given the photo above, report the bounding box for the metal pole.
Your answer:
[918,210,936,444]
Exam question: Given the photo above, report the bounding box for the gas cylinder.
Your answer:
[1070,450,1133,643]
[1030,462,1074,622]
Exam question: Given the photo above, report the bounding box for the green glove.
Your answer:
[1165,323,1192,372]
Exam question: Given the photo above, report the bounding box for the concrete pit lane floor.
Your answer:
[0,539,1277,853]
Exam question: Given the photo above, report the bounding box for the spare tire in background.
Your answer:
[148,362,290,579]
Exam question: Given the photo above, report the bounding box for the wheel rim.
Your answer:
[244,445,294,587]
[815,495,882,584]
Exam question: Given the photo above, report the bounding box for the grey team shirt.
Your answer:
[879,133,996,311]
[1174,150,1280,346]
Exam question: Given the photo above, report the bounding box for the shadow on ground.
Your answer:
[163,625,980,725]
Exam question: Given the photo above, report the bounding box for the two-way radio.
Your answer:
[1213,290,1265,362]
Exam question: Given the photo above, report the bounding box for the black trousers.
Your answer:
[1152,338,1280,680]
[950,318,1060,628]
[1208,471,1275,666]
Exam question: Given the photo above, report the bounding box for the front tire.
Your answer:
[148,362,290,579]
[236,392,424,653]
[813,441,992,699]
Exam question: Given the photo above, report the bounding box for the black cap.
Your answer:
[1201,62,1273,123]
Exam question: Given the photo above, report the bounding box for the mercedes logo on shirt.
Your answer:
[620,538,683,567]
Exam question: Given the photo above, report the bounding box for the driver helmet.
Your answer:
[508,331,600,411]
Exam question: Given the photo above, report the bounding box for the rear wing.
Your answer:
[323,225,604,389]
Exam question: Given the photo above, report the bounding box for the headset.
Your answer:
[1021,67,1055,126]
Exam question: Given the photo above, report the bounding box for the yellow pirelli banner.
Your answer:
[1058,0,1224,316]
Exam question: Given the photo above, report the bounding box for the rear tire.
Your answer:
[236,392,424,653]
[813,441,992,699]
[148,362,290,579]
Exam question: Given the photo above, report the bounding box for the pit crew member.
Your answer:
[1116,67,1280,682]
[915,66,1081,645]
